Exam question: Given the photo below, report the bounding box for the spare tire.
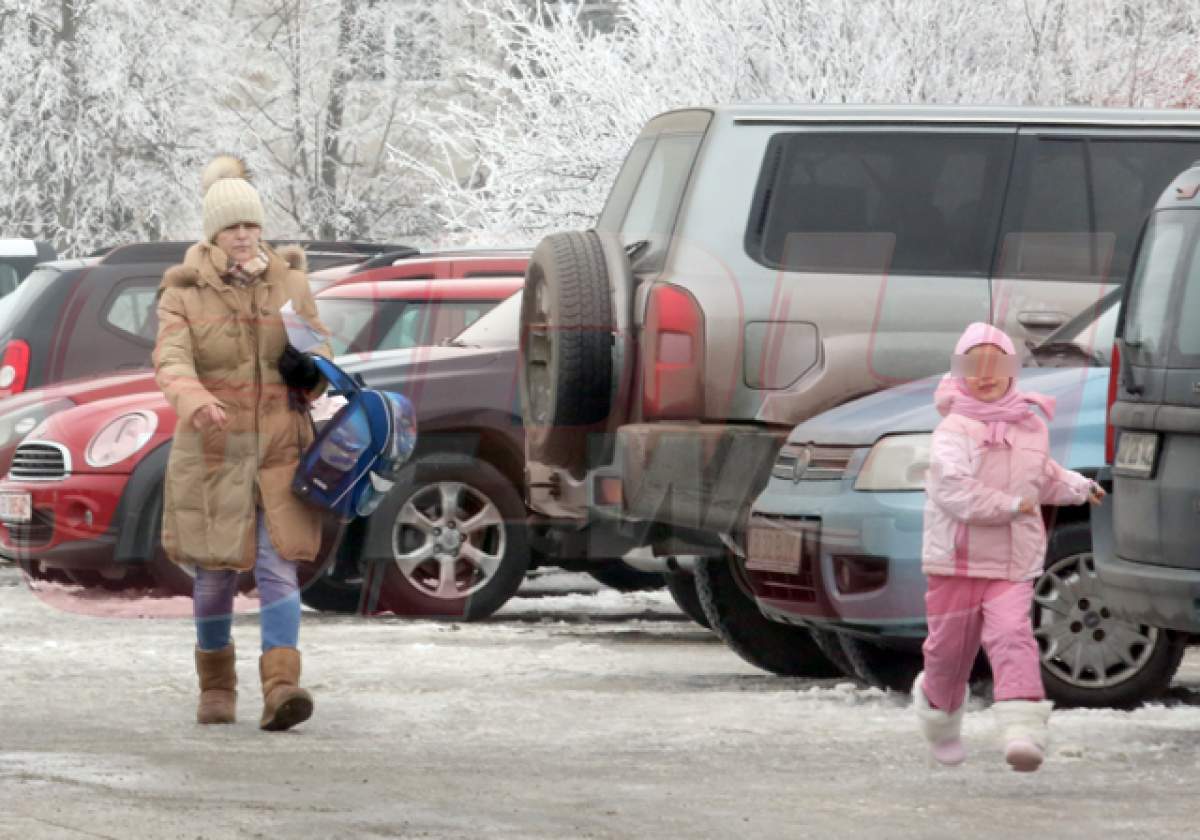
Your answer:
[520,230,615,472]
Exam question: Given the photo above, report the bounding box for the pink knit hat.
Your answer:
[953,321,1016,356]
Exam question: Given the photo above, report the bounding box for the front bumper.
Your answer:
[1092,467,1200,633]
[746,474,929,638]
[0,474,128,570]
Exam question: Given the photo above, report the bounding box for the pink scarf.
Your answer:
[935,321,1055,447]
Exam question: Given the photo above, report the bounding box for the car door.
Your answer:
[52,273,161,382]
[992,129,1200,349]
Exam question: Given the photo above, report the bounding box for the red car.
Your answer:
[0,272,526,590]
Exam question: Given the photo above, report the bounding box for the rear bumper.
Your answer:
[1093,468,1200,632]
[527,422,786,537]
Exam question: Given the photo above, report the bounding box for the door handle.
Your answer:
[1017,310,1066,329]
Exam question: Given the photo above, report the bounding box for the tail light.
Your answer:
[0,340,30,398]
[641,284,704,420]
[1105,341,1119,464]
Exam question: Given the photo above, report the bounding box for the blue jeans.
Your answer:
[193,510,301,653]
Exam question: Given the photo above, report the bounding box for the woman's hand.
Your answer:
[1087,482,1107,506]
[192,403,228,432]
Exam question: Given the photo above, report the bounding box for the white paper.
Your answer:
[280,300,328,353]
[309,393,348,424]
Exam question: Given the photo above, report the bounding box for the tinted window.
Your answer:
[0,267,61,338]
[1123,210,1191,362]
[0,264,19,297]
[318,298,392,355]
[381,301,496,350]
[1174,226,1200,359]
[103,284,159,344]
[452,291,521,347]
[746,132,1012,276]
[999,137,1200,281]
[596,136,654,233]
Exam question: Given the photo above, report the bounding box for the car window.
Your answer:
[1031,287,1120,365]
[451,291,521,347]
[1123,209,1192,363]
[379,301,496,351]
[618,133,703,272]
[317,298,389,355]
[998,137,1200,282]
[0,264,19,297]
[746,131,1012,276]
[1173,228,1200,360]
[103,283,159,344]
[0,266,61,338]
[596,136,655,233]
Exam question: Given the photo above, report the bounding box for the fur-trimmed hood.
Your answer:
[160,242,306,291]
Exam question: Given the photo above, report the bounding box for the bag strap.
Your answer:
[312,356,360,397]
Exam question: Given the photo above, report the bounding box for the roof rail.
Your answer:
[349,248,423,272]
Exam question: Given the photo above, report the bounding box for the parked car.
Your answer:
[0,274,526,606]
[516,105,1200,621]
[1093,160,1200,640]
[716,290,1186,707]
[0,238,56,297]
[0,239,412,401]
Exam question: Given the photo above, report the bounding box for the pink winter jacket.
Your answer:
[921,408,1093,581]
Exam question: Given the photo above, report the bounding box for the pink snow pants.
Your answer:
[921,574,1045,712]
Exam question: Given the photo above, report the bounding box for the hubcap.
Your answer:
[391,481,507,600]
[1032,551,1158,690]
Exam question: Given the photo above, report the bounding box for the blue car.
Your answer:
[735,292,1186,708]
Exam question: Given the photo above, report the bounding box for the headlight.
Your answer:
[0,397,75,448]
[85,411,158,468]
[853,434,932,491]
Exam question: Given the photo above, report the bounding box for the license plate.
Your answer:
[746,521,808,575]
[0,492,32,523]
[1114,431,1159,478]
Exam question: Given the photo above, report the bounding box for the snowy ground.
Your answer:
[1,562,1198,840]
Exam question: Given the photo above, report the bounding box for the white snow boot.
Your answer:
[992,699,1052,772]
[912,672,968,766]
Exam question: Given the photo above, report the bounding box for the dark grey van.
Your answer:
[1094,161,1200,636]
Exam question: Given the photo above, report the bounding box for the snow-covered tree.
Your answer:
[393,0,1200,241]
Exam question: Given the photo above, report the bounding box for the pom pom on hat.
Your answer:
[201,154,264,242]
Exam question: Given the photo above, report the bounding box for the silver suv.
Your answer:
[520,105,1200,575]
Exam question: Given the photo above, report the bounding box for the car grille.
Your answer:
[9,442,69,480]
[6,509,54,547]
[772,445,856,482]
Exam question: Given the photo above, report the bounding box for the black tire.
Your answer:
[372,454,530,620]
[694,553,843,678]
[520,230,615,471]
[298,523,365,614]
[663,570,711,629]
[587,561,666,592]
[836,632,924,693]
[1032,521,1186,708]
[808,626,857,679]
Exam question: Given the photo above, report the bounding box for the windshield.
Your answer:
[448,291,522,348]
[1123,208,1198,364]
[0,266,61,338]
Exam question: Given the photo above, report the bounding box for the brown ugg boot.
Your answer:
[195,644,237,725]
[259,646,313,731]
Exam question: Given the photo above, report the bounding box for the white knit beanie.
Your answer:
[201,155,264,242]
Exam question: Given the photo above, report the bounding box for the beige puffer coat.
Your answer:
[154,241,331,570]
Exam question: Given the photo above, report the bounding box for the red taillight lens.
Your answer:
[0,340,30,398]
[642,284,704,420]
[1105,341,1119,464]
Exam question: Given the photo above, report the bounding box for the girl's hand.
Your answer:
[1087,482,1107,506]
[1017,496,1038,515]
[192,403,228,432]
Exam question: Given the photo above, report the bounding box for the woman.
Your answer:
[155,155,330,730]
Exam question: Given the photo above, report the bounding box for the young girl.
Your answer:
[913,322,1105,771]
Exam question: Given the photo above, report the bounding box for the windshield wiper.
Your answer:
[1118,337,1144,395]
[624,239,651,263]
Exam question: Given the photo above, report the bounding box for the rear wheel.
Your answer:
[663,570,710,628]
[1032,522,1185,708]
[372,454,530,620]
[520,231,615,473]
[694,552,844,678]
